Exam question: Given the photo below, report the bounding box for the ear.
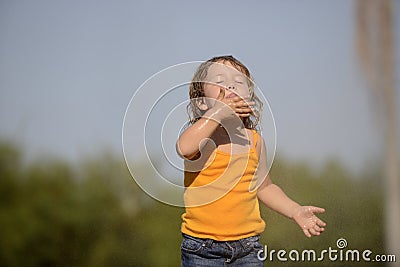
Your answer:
[196,97,208,111]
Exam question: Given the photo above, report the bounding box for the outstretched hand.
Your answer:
[292,206,326,238]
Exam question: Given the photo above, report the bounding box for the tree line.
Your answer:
[0,141,386,266]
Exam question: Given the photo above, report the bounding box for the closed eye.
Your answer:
[215,81,224,84]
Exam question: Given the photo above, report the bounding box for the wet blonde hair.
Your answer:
[187,55,263,130]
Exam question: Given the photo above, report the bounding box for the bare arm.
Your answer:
[176,111,220,159]
[176,88,254,159]
[257,175,302,219]
[256,137,326,237]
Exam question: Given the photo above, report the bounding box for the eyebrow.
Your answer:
[214,73,243,76]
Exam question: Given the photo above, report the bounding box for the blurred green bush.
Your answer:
[0,142,385,266]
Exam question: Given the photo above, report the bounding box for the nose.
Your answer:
[227,84,235,90]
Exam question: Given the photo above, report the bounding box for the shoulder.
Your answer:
[251,130,266,158]
[248,129,264,144]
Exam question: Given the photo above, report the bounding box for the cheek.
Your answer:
[236,85,250,97]
[203,84,221,99]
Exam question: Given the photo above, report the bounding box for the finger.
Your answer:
[236,112,251,118]
[310,206,325,214]
[236,107,253,113]
[232,95,251,102]
[314,224,322,232]
[234,101,254,109]
[237,112,251,117]
[316,218,326,227]
[240,95,251,101]
[249,105,255,115]
[302,228,311,238]
[309,228,320,236]
[233,96,252,103]
[239,100,255,107]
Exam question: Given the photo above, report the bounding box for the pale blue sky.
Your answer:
[0,0,399,173]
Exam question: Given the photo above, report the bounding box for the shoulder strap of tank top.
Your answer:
[252,129,258,149]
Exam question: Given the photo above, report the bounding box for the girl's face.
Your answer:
[203,61,250,101]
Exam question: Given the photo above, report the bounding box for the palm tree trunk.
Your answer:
[380,1,400,261]
[356,0,400,263]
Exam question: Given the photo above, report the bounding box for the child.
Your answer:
[176,55,326,266]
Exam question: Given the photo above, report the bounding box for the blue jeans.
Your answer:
[181,234,264,267]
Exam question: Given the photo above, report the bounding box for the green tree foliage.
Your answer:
[261,157,385,266]
[0,142,385,266]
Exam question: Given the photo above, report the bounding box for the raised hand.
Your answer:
[205,87,254,123]
[292,206,326,238]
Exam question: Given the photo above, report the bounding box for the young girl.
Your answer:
[176,55,326,266]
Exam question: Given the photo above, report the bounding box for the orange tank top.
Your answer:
[181,130,265,241]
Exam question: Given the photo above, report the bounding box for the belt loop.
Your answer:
[239,237,247,249]
[239,235,258,249]
[225,242,235,263]
[204,238,213,248]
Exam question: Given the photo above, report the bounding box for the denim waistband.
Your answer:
[182,233,260,249]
